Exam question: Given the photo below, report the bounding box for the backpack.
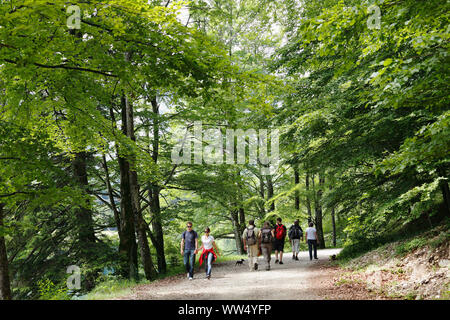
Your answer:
[246,227,257,245]
[275,224,286,240]
[261,228,272,244]
[289,225,303,239]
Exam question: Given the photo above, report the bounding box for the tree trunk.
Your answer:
[0,204,12,300]
[102,153,122,238]
[148,97,166,274]
[259,175,266,217]
[124,93,156,281]
[72,152,96,246]
[149,186,166,274]
[294,165,300,211]
[267,174,275,212]
[72,151,97,290]
[306,172,312,223]
[315,174,326,249]
[230,210,244,254]
[331,206,336,247]
[239,207,246,232]
[117,94,139,281]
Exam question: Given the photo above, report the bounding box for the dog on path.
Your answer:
[235,259,245,266]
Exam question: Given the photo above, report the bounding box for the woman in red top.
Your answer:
[198,227,221,279]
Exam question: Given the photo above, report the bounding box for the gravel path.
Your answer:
[119,248,342,300]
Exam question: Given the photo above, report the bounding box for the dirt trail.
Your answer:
[119,248,342,300]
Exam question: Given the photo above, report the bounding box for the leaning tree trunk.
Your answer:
[0,203,12,300]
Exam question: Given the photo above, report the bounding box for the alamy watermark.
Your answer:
[367,5,381,30]
[66,265,81,290]
[171,122,279,175]
[67,5,81,30]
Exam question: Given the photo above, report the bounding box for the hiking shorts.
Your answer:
[274,238,285,252]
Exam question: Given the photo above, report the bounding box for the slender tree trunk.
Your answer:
[0,203,12,300]
[149,186,166,274]
[230,209,243,254]
[267,174,275,212]
[118,94,139,281]
[239,207,246,237]
[102,154,122,238]
[148,97,166,274]
[294,165,300,211]
[124,93,156,280]
[315,174,326,249]
[306,172,312,223]
[259,175,266,217]
[331,206,336,247]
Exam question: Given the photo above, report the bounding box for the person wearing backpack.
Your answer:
[242,220,260,271]
[288,220,304,261]
[274,217,287,264]
[258,221,275,270]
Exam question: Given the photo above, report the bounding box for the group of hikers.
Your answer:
[180,218,320,280]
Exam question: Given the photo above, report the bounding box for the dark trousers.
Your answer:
[307,240,318,260]
[183,249,196,277]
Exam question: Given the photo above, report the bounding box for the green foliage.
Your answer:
[37,279,70,300]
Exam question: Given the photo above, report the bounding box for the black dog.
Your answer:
[235,259,245,266]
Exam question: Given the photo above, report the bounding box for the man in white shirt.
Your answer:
[305,222,319,260]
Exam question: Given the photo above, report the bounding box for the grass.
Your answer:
[395,237,428,256]
[85,277,146,300]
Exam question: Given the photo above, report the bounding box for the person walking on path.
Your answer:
[242,220,260,271]
[198,227,221,279]
[258,221,275,271]
[305,222,319,261]
[181,221,198,280]
[288,219,304,261]
[274,218,287,264]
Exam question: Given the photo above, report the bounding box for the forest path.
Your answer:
[118,248,342,300]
